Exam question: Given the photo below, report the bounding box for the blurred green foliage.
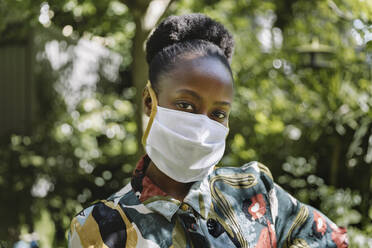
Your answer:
[0,0,372,247]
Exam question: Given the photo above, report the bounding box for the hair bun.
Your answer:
[146,13,234,64]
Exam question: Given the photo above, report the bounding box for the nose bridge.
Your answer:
[198,105,209,117]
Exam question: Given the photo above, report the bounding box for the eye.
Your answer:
[175,101,195,112]
[212,110,227,120]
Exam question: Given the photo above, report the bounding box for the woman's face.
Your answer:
[145,56,234,127]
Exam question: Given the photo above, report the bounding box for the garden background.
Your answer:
[0,0,371,247]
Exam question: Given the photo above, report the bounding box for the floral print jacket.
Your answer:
[68,155,348,248]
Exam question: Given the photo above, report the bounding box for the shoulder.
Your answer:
[68,183,136,247]
[207,161,277,216]
[214,161,273,177]
[211,161,274,190]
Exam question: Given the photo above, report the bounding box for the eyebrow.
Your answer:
[175,89,231,107]
[214,101,231,107]
[175,89,202,101]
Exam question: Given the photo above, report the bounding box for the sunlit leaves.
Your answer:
[1,0,372,245]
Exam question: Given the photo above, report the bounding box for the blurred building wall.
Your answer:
[0,38,36,138]
[0,26,122,139]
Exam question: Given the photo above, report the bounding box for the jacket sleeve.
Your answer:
[254,163,348,248]
[68,201,129,248]
[273,183,348,247]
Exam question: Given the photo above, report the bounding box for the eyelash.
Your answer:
[213,111,227,120]
[175,101,227,122]
[175,101,195,111]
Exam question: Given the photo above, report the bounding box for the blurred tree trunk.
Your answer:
[274,0,297,30]
[122,0,174,159]
[330,137,341,186]
[360,125,372,227]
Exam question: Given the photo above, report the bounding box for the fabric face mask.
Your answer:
[142,81,229,183]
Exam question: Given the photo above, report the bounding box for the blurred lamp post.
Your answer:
[296,38,340,187]
[296,38,335,68]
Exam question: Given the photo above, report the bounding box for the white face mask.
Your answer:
[142,82,229,183]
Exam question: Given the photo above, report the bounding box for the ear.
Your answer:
[142,86,152,117]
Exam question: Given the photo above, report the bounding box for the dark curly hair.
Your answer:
[145,13,234,91]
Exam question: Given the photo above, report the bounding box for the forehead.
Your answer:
[157,56,234,100]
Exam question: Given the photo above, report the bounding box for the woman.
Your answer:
[68,13,348,248]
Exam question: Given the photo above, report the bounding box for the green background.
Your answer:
[0,0,371,247]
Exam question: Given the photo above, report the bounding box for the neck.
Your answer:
[145,161,193,201]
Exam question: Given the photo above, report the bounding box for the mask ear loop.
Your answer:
[142,81,158,146]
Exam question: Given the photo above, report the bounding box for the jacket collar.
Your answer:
[130,155,212,221]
